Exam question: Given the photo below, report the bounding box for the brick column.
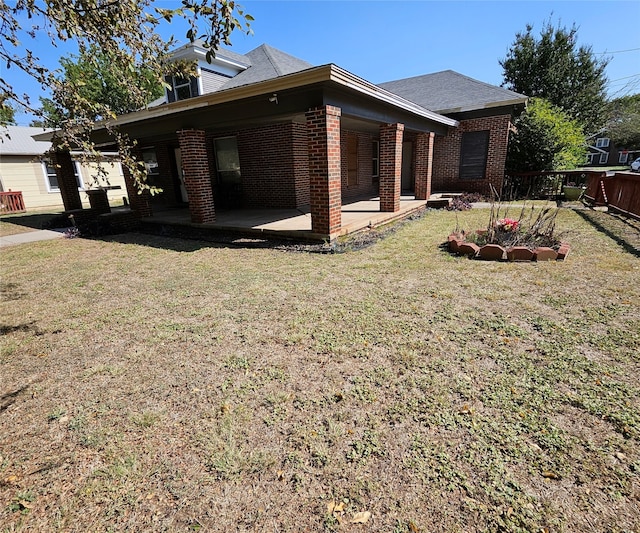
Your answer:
[121,148,153,217]
[177,129,215,224]
[51,148,82,211]
[305,105,342,236]
[379,123,404,212]
[414,131,435,200]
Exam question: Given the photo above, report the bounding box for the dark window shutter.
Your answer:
[460,131,490,180]
[165,75,176,103]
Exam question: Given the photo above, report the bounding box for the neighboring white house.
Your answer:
[0,126,127,212]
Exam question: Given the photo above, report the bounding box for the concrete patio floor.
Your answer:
[142,195,428,241]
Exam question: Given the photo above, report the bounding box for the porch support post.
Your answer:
[177,129,216,224]
[121,146,153,217]
[379,123,404,212]
[305,105,342,236]
[51,147,82,211]
[415,131,435,200]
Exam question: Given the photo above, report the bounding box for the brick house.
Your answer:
[49,42,527,240]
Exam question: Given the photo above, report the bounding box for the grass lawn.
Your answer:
[1,208,639,532]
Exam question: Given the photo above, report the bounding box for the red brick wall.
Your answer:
[432,114,511,195]
[234,123,308,209]
[306,105,342,235]
[415,132,435,200]
[379,123,404,212]
[177,129,216,224]
[51,148,83,211]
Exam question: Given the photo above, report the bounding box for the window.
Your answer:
[371,140,379,180]
[619,152,629,164]
[172,75,193,101]
[460,131,490,180]
[595,137,610,148]
[42,160,83,192]
[599,153,609,164]
[213,136,241,185]
[347,134,358,187]
[141,148,160,178]
[213,136,242,207]
[586,153,597,165]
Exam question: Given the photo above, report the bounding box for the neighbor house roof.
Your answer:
[0,126,52,155]
[220,44,314,90]
[378,70,527,114]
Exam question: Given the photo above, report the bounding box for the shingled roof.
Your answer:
[220,44,313,90]
[378,70,527,114]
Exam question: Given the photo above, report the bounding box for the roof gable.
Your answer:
[220,44,313,90]
[378,70,527,114]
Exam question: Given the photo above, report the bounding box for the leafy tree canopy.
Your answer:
[604,94,640,149]
[0,101,16,125]
[507,98,586,173]
[500,19,609,134]
[0,0,252,191]
[38,46,165,128]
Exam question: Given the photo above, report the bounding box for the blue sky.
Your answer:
[8,0,640,125]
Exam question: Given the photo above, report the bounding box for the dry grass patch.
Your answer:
[1,208,639,532]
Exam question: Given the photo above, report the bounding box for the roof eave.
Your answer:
[93,64,458,131]
[436,97,528,115]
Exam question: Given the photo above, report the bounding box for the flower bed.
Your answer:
[448,207,570,261]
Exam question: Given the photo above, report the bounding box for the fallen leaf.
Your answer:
[5,475,18,484]
[408,520,420,532]
[615,452,627,461]
[542,470,560,480]
[351,511,371,524]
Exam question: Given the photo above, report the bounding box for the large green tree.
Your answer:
[506,98,586,173]
[38,46,165,128]
[500,20,609,134]
[605,94,640,150]
[0,1,252,191]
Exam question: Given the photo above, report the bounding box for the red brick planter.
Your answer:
[448,233,569,262]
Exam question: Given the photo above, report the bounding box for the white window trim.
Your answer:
[618,152,629,164]
[599,153,609,164]
[42,160,84,193]
[595,137,610,148]
[372,140,379,179]
[172,75,192,101]
[586,153,597,164]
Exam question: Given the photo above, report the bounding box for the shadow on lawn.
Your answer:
[574,208,640,258]
[0,211,65,230]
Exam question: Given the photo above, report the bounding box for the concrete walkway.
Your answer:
[0,228,67,248]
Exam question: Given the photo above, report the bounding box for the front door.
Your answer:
[401,141,413,192]
[173,148,189,203]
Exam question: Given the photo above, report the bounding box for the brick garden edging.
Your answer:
[447,232,570,261]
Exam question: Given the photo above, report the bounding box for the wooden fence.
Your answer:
[502,170,606,201]
[584,172,640,219]
[0,191,26,214]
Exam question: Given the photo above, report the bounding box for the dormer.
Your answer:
[164,40,251,103]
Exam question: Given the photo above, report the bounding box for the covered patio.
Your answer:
[138,195,429,242]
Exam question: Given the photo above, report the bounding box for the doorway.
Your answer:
[401,141,414,192]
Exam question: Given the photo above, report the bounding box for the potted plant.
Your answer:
[562,181,585,201]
